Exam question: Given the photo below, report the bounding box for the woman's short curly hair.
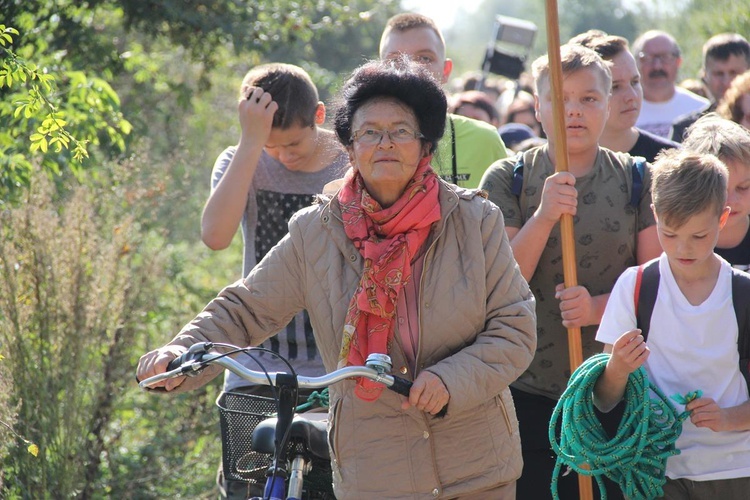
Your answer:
[333,57,447,153]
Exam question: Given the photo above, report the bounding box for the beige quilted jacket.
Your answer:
[164,180,537,499]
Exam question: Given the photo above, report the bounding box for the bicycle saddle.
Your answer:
[252,414,330,460]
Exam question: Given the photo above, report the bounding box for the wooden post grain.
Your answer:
[544,1,593,498]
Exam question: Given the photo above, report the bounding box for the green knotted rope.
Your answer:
[295,387,330,412]
[549,353,698,500]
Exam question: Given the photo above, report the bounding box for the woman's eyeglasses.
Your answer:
[350,127,424,145]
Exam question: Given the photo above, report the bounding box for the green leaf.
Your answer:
[119,119,133,135]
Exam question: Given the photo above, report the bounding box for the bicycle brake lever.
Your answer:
[138,343,213,389]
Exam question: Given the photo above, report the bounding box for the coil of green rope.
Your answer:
[549,353,694,500]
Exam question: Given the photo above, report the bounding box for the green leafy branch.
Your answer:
[0,24,132,201]
[0,25,89,162]
[0,418,39,457]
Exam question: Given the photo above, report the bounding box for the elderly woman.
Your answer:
[137,58,536,499]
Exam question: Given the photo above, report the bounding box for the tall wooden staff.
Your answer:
[544,1,593,499]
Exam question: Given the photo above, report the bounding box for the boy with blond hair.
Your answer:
[594,149,750,498]
[682,113,750,271]
[480,43,662,498]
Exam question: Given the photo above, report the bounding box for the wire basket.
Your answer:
[217,391,277,484]
[217,390,336,498]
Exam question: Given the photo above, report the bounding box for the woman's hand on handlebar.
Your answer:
[136,346,187,391]
[401,371,449,415]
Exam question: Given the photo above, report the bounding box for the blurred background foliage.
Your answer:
[0,0,748,496]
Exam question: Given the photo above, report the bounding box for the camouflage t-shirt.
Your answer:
[480,146,655,398]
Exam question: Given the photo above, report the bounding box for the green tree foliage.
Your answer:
[0,25,132,203]
[559,0,638,43]
[0,157,230,497]
[665,0,750,78]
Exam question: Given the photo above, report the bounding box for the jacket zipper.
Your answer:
[414,191,460,372]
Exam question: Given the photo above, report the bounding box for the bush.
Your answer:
[0,153,231,498]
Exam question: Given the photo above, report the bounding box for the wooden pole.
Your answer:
[544,1,592,499]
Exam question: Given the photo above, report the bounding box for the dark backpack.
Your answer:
[510,153,646,208]
[634,259,750,385]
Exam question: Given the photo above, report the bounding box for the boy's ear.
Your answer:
[314,103,326,125]
[719,206,731,229]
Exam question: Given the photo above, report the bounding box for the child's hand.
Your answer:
[686,398,730,432]
[555,284,594,328]
[535,171,577,224]
[238,86,279,146]
[607,329,648,380]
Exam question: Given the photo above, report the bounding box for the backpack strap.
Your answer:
[512,154,644,205]
[731,269,750,383]
[635,262,750,390]
[511,154,524,197]
[634,259,660,341]
[630,157,646,208]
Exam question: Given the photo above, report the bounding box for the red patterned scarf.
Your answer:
[337,157,441,401]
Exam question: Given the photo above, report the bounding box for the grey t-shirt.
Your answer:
[480,146,655,398]
[211,146,348,390]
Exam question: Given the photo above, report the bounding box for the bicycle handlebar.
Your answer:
[139,342,413,397]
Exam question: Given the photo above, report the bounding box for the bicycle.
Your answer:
[139,341,413,500]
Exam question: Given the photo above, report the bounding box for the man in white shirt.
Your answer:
[633,30,709,138]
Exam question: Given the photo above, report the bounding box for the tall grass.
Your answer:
[0,154,233,498]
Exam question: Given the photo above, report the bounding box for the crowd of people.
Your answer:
[136,11,750,500]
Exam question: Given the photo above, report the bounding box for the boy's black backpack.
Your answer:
[634,259,750,385]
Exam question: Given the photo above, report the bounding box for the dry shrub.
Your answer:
[0,162,170,496]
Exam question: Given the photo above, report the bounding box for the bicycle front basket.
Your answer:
[217,391,277,484]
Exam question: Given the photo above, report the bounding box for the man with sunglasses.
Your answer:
[633,30,709,138]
